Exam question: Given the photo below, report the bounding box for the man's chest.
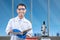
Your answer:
[11,20,29,31]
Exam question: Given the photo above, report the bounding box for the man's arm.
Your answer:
[6,28,12,35]
[26,22,33,37]
[23,28,32,33]
[6,19,13,35]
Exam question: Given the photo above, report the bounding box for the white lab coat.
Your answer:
[6,16,33,40]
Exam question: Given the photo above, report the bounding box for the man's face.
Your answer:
[17,5,26,18]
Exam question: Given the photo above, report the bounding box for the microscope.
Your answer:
[41,21,48,37]
[41,21,51,40]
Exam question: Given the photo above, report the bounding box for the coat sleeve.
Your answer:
[26,22,33,37]
[6,19,12,35]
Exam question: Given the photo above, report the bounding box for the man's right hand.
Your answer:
[8,30,13,35]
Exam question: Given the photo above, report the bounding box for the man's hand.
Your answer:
[23,28,31,33]
[8,30,13,35]
[26,35,30,37]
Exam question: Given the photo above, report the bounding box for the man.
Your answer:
[6,3,33,40]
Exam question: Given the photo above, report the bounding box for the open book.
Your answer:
[12,28,31,39]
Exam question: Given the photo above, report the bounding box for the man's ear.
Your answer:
[25,9,26,12]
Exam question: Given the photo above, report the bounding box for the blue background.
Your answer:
[0,0,60,36]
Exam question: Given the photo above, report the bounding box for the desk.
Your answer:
[26,37,38,40]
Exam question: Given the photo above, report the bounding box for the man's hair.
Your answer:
[17,3,26,9]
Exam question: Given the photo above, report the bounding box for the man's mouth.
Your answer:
[19,12,24,13]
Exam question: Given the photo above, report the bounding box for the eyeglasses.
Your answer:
[18,8,25,10]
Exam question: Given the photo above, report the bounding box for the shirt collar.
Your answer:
[16,16,25,21]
